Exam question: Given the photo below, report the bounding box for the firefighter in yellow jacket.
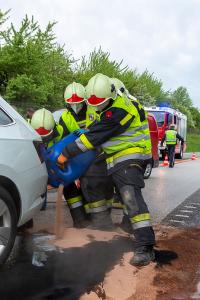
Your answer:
[57,73,156,266]
[31,82,88,228]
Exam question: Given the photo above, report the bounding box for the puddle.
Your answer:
[0,232,133,299]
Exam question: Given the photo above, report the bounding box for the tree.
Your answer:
[74,47,128,85]
[0,14,73,110]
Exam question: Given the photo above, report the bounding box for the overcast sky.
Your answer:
[1,0,200,107]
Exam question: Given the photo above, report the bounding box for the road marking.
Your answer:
[169,219,185,224]
[179,210,194,213]
[175,214,190,218]
[184,205,196,209]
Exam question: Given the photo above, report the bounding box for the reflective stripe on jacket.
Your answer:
[101,95,152,169]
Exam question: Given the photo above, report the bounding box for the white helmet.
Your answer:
[111,78,126,93]
[111,77,137,101]
[64,82,86,113]
[31,108,55,137]
[86,73,116,108]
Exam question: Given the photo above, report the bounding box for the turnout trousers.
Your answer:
[111,161,155,248]
[167,144,176,167]
[80,157,114,214]
[63,182,87,226]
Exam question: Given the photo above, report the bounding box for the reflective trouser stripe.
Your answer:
[106,199,114,208]
[112,202,125,209]
[130,213,150,223]
[84,200,108,213]
[132,220,152,230]
[67,196,83,209]
[130,213,151,230]
[166,142,176,144]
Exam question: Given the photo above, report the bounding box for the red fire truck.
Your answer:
[143,113,159,179]
[145,106,187,160]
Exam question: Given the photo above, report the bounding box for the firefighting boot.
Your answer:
[88,210,115,231]
[70,206,90,228]
[130,245,155,267]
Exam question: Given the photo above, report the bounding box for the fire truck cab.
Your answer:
[145,106,187,159]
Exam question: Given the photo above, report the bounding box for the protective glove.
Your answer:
[57,153,68,165]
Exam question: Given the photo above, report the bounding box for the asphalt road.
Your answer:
[0,157,200,300]
[144,158,200,223]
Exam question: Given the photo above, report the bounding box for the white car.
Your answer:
[0,96,48,264]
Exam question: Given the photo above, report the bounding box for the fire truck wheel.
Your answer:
[176,146,183,159]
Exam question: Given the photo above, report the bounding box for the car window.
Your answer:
[0,108,13,125]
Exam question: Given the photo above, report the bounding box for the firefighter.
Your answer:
[81,104,114,230]
[31,86,88,228]
[161,124,184,168]
[58,82,89,227]
[57,73,156,266]
[26,107,35,123]
[111,78,151,233]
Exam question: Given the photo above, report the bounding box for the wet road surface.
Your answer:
[144,158,200,222]
[0,158,200,299]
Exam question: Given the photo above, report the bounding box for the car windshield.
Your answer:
[150,111,165,127]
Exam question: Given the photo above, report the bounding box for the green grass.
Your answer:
[186,134,200,152]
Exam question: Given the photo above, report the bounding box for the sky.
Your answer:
[1,0,200,108]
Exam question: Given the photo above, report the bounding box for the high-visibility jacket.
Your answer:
[165,129,177,145]
[59,105,87,136]
[85,105,100,128]
[102,96,151,170]
[47,124,64,148]
[63,95,152,172]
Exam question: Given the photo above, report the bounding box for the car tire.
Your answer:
[0,186,17,265]
[144,163,152,179]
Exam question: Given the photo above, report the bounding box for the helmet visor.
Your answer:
[87,95,110,106]
[65,94,85,104]
[36,127,53,137]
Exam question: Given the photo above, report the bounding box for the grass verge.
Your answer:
[186,134,200,152]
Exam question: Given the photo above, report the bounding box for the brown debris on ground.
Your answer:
[53,225,200,300]
[29,200,200,300]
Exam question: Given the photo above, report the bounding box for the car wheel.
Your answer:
[0,186,17,265]
[144,163,152,179]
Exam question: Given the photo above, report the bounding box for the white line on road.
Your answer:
[184,205,196,209]
[179,210,194,213]
[175,214,190,218]
[169,219,185,224]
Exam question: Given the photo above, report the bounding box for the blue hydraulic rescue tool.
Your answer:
[42,131,96,187]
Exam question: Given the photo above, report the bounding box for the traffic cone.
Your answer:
[163,154,169,166]
[191,152,197,160]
